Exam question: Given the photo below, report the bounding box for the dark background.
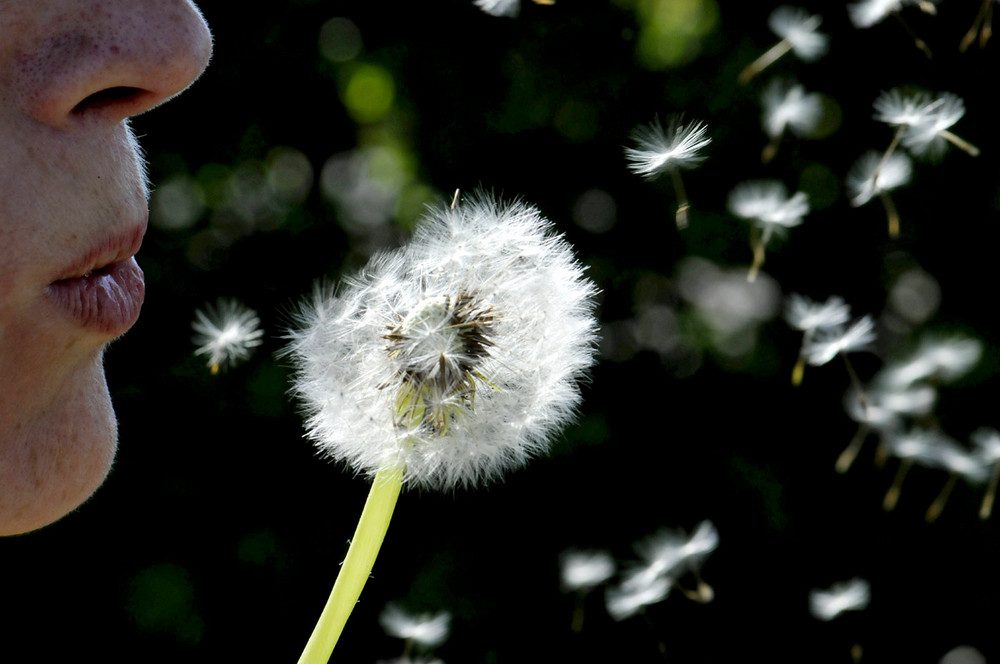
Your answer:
[4,1,1000,662]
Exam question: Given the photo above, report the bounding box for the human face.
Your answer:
[0,0,212,535]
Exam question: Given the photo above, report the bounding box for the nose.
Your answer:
[17,1,213,128]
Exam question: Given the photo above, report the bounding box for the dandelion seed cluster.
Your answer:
[286,194,598,490]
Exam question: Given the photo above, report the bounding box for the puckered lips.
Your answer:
[46,224,147,337]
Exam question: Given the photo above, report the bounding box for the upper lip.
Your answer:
[50,222,147,283]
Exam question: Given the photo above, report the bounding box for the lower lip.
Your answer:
[47,257,145,336]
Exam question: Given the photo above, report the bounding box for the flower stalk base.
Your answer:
[297,465,404,664]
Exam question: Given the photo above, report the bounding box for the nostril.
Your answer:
[71,86,146,115]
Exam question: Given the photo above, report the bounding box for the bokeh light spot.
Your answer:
[633,0,718,70]
[319,17,363,63]
[342,64,395,123]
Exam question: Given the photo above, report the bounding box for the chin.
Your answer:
[0,352,118,536]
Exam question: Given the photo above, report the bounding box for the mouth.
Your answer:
[46,225,147,336]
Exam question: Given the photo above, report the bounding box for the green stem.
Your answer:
[297,465,405,664]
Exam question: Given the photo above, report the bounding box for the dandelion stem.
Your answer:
[792,331,811,386]
[841,354,868,416]
[925,472,958,523]
[878,192,900,238]
[670,169,690,230]
[892,11,932,58]
[883,458,912,511]
[959,0,993,50]
[747,228,765,282]
[570,590,586,633]
[738,39,792,85]
[980,462,1000,520]
[870,126,906,194]
[873,438,890,469]
[762,131,783,164]
[297,465,405,664]
[938,130,980,157]
[791,353,806,386]
[836,422,870,474]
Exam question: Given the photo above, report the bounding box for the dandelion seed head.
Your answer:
[928,441,989,482]
[809,578,871,621]
[635,520,719,580]
[805,315,876,366]
[874,89,935,127]
[761,80,823,138]
[474,0,520,17]
[887,427,946,461]
[849,0,903,28]
[847,151,913,206]
[285,193,599,491]
[379,604,451,650]
[624,116,711,178]
[879,334,983,388]
[560,550,616,592]
[785,294,851,333]
[848,0,935,28]
[903,93,968,156]
[605,572,672,621]
[972,428,1000,465]
[769,6,829,60]
[728,180,809,243]
[191,299,265,373]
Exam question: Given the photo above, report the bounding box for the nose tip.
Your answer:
[20,1,213,128]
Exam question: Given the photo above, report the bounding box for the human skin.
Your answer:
[0,0,212,535]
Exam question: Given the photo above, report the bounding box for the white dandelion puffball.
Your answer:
[286,193,599,491]
[191,299,265,373]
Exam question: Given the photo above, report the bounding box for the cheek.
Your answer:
[0,351,117,536]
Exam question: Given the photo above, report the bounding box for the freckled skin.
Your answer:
[0,0,211,535]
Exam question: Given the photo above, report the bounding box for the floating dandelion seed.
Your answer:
[848,0,937,56]
[785,294,851,386]
[972,428,1000,519]
[191,299,264,374]
[847,150,913,238]
[633,520,719,603]
[605,573,672,621]
[839,382,936,473]
[760,79,823,163]
[809,578,871,621]
[625,116,711,229]
[560,549,616,632]
[879,334,983,389]
[285,191,598,663]
[727,180,809,281]
[873,90,979,175]
[474,0,554,17]
[561,550,616,593]
[738,6,828,84]
[805,315,876,419]
[902,93,979,158]
[805,316,876,368]
[379,604,451,655]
